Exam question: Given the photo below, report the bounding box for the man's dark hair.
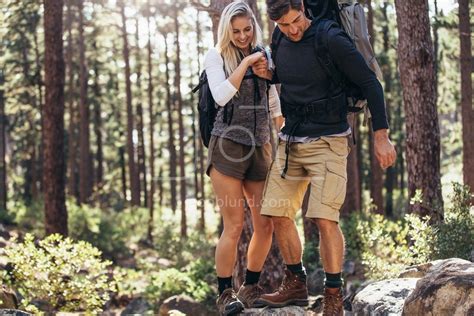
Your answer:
[266,0,303,21]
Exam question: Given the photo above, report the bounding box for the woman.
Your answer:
[203,1,283,315]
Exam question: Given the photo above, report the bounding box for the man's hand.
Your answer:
[251,57,272,80]
[374,129,396,169]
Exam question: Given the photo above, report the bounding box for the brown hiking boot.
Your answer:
[254,270,308,308]
[323,287,344,316]
[216,288,244,315]
[237,283,265,308]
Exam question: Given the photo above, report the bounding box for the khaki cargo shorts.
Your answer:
[206,135,272,181]
[260,136,349,223]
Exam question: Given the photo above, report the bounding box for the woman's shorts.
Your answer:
[206,135,272,181]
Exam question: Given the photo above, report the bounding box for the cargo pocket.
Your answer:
[321,161,347,210]
[321,136,349,157]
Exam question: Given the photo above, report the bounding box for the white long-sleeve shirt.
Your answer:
[203,48,282,118]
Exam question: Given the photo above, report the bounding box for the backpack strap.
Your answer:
[270,27,284,64]
[314,19,345,91]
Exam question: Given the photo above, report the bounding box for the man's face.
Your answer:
[275,8,309,42]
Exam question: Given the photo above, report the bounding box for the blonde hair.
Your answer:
[216,1,263,77]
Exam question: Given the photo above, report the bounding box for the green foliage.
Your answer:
[145,268,213,303]
[342,182,473,280]
[3,233,115,313]
[434,183,473,260]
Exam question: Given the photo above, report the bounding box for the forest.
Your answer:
[0,0,472,315]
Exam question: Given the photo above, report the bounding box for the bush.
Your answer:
[145,268,213,303]
[4,233,115,313]
[342,182,473,280]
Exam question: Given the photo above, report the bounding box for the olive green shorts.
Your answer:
[260,136,349,223]
[206,136,272,181]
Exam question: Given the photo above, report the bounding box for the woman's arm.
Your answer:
[268,85,284,130]
[204,48,264,106]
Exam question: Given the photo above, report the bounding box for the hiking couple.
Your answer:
[202,0,396,315]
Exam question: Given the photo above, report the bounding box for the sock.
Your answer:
[244,269,261,285]
[325,272,343,288]
[287,262,307,279]
[218,276,232,295]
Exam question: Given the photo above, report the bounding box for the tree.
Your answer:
[119,0,140,206]
[395,0,443,222]
[0,70,7,213]
[459,0,473,192]
[43,0,67,236]
[78,0,92,204]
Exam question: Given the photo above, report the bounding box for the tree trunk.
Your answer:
[0,71,7,213]
[92,42,103,188]
[146,7,156,242]
[381,1,395,218]
[163,33,178,214]
[135,18,148,208]
[365,0,384,214]
[394,0,443,222]
[209,0,233,44]
[33,22,44,197]
[119,0,140,206]
[65,0,79,202]
[43,0,67,236]
[174,4,187,239]
[459,0,474,192]
[78,0,92,204]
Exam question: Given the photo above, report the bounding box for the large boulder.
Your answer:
[402,258,474,316]
[0,310,32,316]
[158,295,208,316]
[352,278,418,316]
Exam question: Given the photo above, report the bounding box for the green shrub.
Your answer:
[434,183,473,260]
[145,268,213,303]
[4,233,115,313]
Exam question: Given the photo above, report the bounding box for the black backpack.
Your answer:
[192,70,233,148]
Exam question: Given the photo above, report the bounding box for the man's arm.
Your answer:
[327,27,396,168]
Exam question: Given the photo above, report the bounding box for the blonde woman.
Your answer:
[203,1,283,315]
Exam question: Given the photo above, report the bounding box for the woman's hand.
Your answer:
[244,51,264,66]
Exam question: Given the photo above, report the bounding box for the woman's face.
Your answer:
[231,16,253,52]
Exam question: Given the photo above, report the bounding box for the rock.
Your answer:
[307,268,325,295]
[397,260,443,278]
[0,310,32,316]
[352,278,418,316]
[0,286,17,309]
[158,295,208,316]
[121,297,153,315]
[243,306,307,315]
[402,258,474,316]
[343,280,372,312]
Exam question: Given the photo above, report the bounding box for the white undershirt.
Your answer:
[203,48,282,119]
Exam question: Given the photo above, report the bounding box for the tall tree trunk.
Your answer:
[146,7,156,242]
[65,0,79,202]
[119,0,140,206]
[365,0,384,214]
[381,1,395,218]
[135,18,148,208]
[33,23,44,196]
[163,33,178,213]
[78,0,92,204]
[195,10,206,232]
[92,42,103,188]
[394,0,443,222]
[43,0,67,236]
[174,4,187,238]
[0,70,7,213]
[459,0,474,193]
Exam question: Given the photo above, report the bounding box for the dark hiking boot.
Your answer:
[237,283,265,308]
[254,270,308,308]
[216,288,244,315]
[323,287,344,316]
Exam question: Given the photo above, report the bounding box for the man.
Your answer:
[251,0,396,314]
